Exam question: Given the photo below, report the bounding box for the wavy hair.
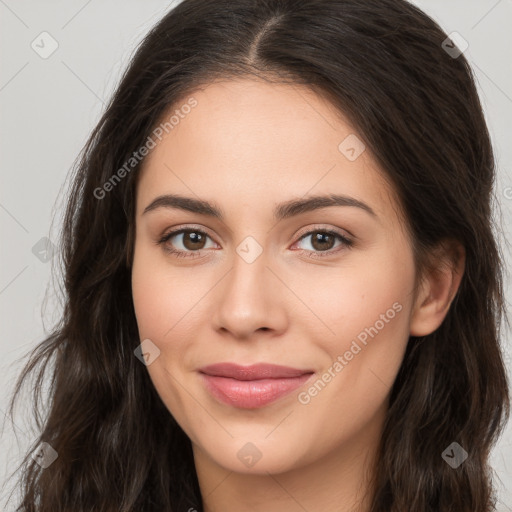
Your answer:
[5,0,510,510]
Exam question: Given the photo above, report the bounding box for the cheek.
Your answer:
[131,242,216,393]
[131,272,171,342]
[303,244,414,417]
[131,242,202,340]
[306,245,414,355]
[131,245,201,431]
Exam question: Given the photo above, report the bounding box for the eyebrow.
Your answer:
[142,193,377,221]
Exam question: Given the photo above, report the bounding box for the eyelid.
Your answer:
[158,223,354,258]
[160,223,352,243]
[293,223,353,241]
[160,223,218,241]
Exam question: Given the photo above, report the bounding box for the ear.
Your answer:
[409,239,465,337]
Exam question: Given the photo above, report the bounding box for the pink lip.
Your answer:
[198,363,314,409]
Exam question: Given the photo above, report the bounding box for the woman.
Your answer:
[6,0,510,510]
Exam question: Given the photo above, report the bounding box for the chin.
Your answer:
[197,437,309,475]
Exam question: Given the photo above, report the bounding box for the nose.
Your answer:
[211,245,288,340]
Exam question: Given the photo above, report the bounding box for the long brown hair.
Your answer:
[5,0,510,510]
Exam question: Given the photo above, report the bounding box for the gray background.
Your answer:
[1,0,511,509]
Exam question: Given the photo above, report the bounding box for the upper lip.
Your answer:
[198,363,314,380]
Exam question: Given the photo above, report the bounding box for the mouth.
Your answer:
[198,363,315,409]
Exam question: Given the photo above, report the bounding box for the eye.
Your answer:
[156,225,354,259]
[291,227,354,259]
[157,226,217,259]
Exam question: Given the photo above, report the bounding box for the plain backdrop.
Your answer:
[1,0,511,510]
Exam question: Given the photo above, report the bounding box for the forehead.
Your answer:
[136,78,400,228]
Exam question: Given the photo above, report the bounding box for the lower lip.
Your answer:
[199,373,314,409]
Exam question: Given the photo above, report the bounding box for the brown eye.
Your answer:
[180,230,207,250]
[157,227,216,258]
[309,232,337,251]
[293,228,354,259]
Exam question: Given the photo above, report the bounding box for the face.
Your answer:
[131,78,419,475]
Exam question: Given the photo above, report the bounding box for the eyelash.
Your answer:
[156,224,354,260]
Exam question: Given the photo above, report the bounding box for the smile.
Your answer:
[198,363,315,409]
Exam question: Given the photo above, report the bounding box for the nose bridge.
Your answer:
[226,237,272,311]
[212,233,286,337]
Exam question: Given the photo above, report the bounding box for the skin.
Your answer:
[131,78,465,512]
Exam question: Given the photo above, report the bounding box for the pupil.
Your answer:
[313,232,333,250]
[185,231,204,249]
